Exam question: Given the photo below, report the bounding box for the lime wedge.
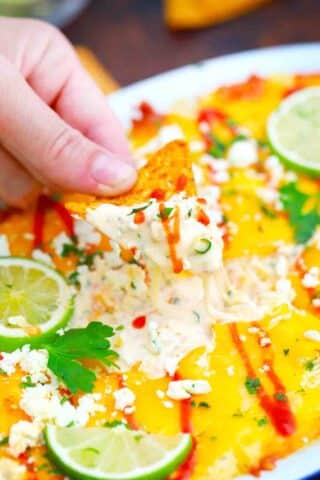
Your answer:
[0,257,74,351]
[45,426,192,480]
[267,87,320,175]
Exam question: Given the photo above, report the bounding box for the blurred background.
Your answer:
[0,0,319,88]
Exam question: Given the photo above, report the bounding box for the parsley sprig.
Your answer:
[40,322,118,394]
[280,182,320,244]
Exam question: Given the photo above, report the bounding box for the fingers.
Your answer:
[15,19,133,162]
[0,54,137,196]
[0,145,39,208]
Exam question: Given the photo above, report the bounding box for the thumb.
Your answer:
[0,55,136,196]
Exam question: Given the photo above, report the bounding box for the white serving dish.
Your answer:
[108,43,320,480]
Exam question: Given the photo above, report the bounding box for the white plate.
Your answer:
[108,43,320,480]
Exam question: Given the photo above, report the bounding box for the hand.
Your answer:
[0,17,137,207]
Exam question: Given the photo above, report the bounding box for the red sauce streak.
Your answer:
[132,315,146,329]
[173,373,195,480]
[229,323,296,437]
[133,210,145,224]
[132,101,163,129]
[159,203,183,274]
[33,195,74,249]
[197,208,210,226]
[150,188,166,201]
[196,197,207,205]
[176,174,188,192]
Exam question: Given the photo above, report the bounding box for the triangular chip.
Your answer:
[165,0,270,29]
[65,140,195,216]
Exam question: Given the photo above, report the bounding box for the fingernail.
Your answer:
[91,153,136,187]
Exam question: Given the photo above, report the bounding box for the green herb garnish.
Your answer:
[280,182,320,243]
[245,377,261,395]
[158,207,174,220]
[260,204,277,219]
[20,375,36,389]
[128,202,152,216]
[274,392,287,402]
[38,322,117,394]
[257,417,268,427]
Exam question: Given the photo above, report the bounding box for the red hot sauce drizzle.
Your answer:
[229,323,296,437]
[159,203,183,274]
[33,194,74,249]
[172,373,196,480]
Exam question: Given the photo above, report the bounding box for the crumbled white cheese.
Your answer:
[264,155,284,186]
[189,140,205,153]
[227,139,257,167]
[0,234,10,256]
[75,219,101,248]
[114,388,136,411]
[304,330,320,342]
[227,366,235,376]
[302,267,320,288]
[31,249,53,266]
[0,458,26,480]
[52,232,71,256]
[167,379,211,400]
[9,420,42,457]
[256,187,278,205]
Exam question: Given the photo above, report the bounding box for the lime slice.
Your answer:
[0,257,74,351]
[267,87,320,175]
[45,426,192,480]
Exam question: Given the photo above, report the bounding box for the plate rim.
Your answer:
[108,43,320,480]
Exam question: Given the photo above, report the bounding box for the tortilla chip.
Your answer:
[165,0,270,29]
[65,140,196,216]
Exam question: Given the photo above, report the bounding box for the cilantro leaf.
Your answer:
[280,182,320,244]
[157,207,174,220]
[42,322,118,394]
[128,201,152,216]
[245,377,261,394]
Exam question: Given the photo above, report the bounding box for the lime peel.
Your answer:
[0,257,74,351]
[45,426,192,480]
[267,86,320,175]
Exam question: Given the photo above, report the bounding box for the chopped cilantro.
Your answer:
[37,322,118,394]
[280,182,320,243]
[305,360,315,371]
[0,436,8,446]
[260,204,277,219]
[67,271,80,287]
[257,417,268,427]
[230,134,248,144]
[157,207,174,220]
[104,420,131,429]
[283,348,290,356]
[274,392,287,402]
[245,377,261,395]
[130,281,136,290]
[129,256,140,266]
[198,401,210,409]
[61,240,103,269]
[20,375,36,389]
[209,135,226,158]
[128,201,152,216]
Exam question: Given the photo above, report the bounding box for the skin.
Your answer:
[0,17,137,207]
